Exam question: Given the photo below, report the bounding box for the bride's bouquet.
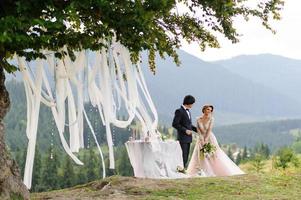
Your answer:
[199,142,217,160]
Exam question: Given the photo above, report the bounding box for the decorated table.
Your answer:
[125,140,188,178]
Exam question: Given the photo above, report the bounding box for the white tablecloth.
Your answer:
[125,140,188,178]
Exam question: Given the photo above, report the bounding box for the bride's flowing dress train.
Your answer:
[187,118,245,177]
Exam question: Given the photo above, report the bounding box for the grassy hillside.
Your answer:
[32,154,301,200]
[31,173,301,200]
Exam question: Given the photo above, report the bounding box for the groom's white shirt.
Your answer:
[182,105,191,119]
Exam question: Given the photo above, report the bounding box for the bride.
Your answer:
[187,104,245,177]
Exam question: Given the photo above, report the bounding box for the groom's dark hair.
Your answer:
[183,95,195,105]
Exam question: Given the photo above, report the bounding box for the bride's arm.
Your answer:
[204,117,214,142]
[196,119,205,146]
[197,119,206,145]
[197,119,206,135]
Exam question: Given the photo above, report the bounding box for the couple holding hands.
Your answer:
[172,95,244,177]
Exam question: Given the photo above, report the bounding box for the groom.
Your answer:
[172,95,197,168]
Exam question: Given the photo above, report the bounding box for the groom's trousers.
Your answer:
[180,142,191,168]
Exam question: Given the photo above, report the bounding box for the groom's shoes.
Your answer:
[176,166,187,174]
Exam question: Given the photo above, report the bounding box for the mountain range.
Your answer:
[6,51,301,125]
[214,54,301,105]
[140,51,301,125]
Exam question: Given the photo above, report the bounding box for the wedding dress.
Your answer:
[187,117,245,177]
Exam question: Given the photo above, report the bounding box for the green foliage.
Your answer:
[86,148,97,182]
[8,193,23,200]
[0,0,284,73]
[250,154,265,173]
[241,146,248,160]
[292,141,301,154]
[240,144,270,166]
[235,151,242,165]
[60,155,75,188]
[226,147,234,162]
[31,147,42,192]
[14,148,26,178]
[75,151,88,185]
[41,148,60,191]
[251,143,270,159]
[215,120,300,150]
[273,147,299,170]
[291,130,301,153]
[115,146,133,176]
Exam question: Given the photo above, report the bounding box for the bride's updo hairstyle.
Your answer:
[202,104,214,113]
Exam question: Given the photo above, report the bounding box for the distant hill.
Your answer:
[214,119,301,150]
[140,51,301,125]
[214,54,301,105]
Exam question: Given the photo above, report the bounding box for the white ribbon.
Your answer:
[20,41,159,189]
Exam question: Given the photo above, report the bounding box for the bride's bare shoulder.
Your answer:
[197,117,203,123]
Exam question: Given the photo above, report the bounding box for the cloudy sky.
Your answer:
[181,0,301,61]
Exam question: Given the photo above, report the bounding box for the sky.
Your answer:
[181,0,301,61]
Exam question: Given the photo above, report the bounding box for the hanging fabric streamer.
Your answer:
[18,41,160,189]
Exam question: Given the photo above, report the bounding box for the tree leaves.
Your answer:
[0,58,18,73]
[0,0,284,73]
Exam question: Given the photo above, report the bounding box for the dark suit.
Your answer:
[172,106,197,168]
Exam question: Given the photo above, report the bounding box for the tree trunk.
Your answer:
[0,67,29,199]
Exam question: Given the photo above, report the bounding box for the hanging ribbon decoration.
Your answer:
[18,41,160,189]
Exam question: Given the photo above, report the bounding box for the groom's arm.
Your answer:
[192,125,197,132]
[172,109,187,133]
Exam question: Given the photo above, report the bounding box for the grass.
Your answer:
[31,172,301,200]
